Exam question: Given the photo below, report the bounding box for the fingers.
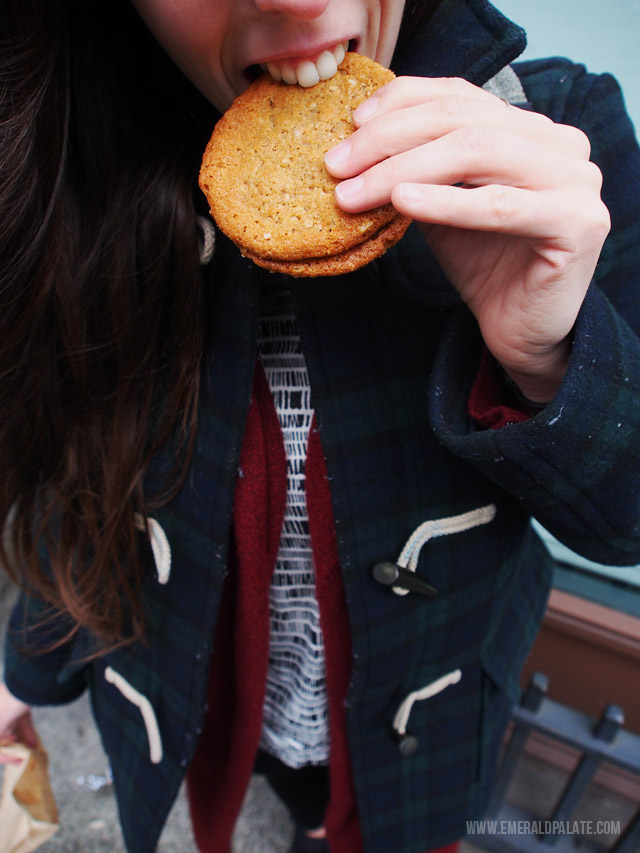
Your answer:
[352,75,501,124]
[0,711,38,764]
[0,743,24,765]
[331,125,600,214]
[324,74,605,247]
[326,76,591,182]
[0,682,35,758]
[390,182,605,241]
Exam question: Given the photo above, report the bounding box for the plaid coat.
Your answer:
[5,0,640,851]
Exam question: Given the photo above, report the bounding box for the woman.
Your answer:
[1,1,639,851]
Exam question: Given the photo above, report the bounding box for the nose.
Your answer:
[253,0,331,20]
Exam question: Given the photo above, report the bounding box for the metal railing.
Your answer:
[465,673,640,852]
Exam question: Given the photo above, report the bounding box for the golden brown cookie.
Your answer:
[199,52,411,277]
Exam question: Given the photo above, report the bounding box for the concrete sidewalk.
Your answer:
[22,693,295,853]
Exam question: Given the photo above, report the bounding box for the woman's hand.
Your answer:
[0,681,36,764]
[325,76,611,403]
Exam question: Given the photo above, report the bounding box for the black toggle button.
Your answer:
[372,562,438,597]
[393,731,419,756]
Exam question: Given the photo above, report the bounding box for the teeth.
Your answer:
[280,63,298,85]
[333,42,346,66]
[296,60,320,88]
[316,50,338,81]
[266,41,349,87]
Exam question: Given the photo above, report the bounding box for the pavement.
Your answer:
[21,692,295,852]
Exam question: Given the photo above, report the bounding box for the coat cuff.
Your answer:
[430,283,640,565]
[468,347,533,429]
[3,594,88,706]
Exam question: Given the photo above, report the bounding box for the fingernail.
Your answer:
[324,139,352,169]
[335,176,364,202]
[354,96,379,123]
[398,184,424,204]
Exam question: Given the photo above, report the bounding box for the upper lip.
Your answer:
[249,36,356,68]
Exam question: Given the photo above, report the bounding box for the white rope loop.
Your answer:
[392,669,462,735]
[196,215,216,265]
[392,504,496,596]
[135,514,171,585]
[104,667,163,764]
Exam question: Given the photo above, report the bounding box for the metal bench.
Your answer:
[465,673,640,852]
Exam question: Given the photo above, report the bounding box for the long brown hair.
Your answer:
[0,0,442,653]
[0,0,213,651]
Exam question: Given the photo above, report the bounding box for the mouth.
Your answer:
[244,39,357,88]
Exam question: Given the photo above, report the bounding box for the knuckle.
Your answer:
[488,185,519,225]
[440,93,472,119]
[381,75,403,99]
[529,111,554,127]
[562,124,592,159]
[592,201,612,238]
[583,160,604,192]
[382,152,410,186]
[443,76,472,95]
[356,116,384,152]
[448,77,471,94]
[575,128,592,159]
[573,197,611,243]
[454,123,495,155]
[351,118,393,164]
[435,189,459,221]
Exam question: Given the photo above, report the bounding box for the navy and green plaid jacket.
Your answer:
[5,1,640,850]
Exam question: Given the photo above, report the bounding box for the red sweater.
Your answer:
[186,354,527,852]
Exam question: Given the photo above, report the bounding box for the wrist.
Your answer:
[500,338,571,406]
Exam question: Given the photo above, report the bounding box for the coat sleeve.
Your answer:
[429,61,640,567]
[3,589,89,705]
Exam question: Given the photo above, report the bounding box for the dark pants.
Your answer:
[254,749,330,830]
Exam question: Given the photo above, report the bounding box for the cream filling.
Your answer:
[264,41,348,88]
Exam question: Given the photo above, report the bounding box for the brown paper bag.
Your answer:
[0,737,59,853]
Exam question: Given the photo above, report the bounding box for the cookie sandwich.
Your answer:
[199,52,411,277]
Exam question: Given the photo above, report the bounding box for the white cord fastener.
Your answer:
[135,515,171,585]
[104,667,163,764]
[393,504,496,596]
[392,669,462,736]
[196,214,216,265]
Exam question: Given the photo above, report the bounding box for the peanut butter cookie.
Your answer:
[199,52,411,277]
